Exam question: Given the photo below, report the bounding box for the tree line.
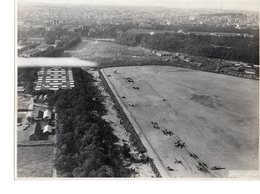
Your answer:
[116,32,259,64]
[76,24,258,38]
[47,68,135,177]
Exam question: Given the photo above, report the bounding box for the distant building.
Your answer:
[245,69,256,75]
[36,44,53,51]
[53,18,60,26]
[177,30,184,34]
[20,48,41,57]
[26,37,45,44]
[17,86,24,93]
[155,51,172,57]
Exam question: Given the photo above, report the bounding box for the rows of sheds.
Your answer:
[35,67,75,91]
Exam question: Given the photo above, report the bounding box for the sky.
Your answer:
[18,0,260,11]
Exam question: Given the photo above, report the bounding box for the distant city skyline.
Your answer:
[18,0,260,11]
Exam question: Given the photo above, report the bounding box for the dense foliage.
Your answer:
[45,28,81,50]
[116,32,259,64]
[77,24,258,38]
[145,24,258,36]
[48,68,134,177]
[18,67,39,93]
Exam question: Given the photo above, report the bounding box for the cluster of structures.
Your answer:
[127,29,254,38]
[27,109,55,141]
[19,43,54,57]
[17,67,76,143]
[17,92,56,142]
[149,48,259,77]
[35,67,75,91]
[151,50,172,57]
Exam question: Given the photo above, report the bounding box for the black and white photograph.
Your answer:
[14,0,259,179]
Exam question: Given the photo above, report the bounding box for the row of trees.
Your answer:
[76,24,258,38]
[116,32,259,64]
[145,24,258,36]
[47,68,134,177]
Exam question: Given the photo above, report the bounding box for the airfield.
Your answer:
[102,66,259,177]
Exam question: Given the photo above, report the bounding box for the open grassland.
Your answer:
[17,145,54,178]
[67,39,162,67]
[102,66,259,178]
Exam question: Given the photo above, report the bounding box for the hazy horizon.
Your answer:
[18,0,260,12]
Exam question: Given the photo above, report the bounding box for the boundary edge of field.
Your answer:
[99,68,171,178]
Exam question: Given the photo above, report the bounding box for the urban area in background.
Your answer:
[17,1,259,178]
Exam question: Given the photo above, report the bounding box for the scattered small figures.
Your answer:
[174,159,183,165]
[151,121,158,125]
[151,121,160,129]
[128,103,135,107]
[197,161,210,173]
[174,140,185,149]
[125,77,134,83]
[189,153,199,160]
[167,166,174,171]
[162,129,173,136]
[210,166,226,170]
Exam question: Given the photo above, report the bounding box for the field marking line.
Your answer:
[100,68,171,178]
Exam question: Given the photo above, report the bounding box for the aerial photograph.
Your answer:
[16,0,259,178]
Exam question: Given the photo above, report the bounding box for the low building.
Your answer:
[20,48,41,57]
[26,37,45,44]
[155,51,172,57]
[17,86,24,93]
[245,69,256,75]
[43,109,52,119]
[34,110,43,121]
[29,122,42,141]
[27,111,34,118]
[36,44,53,51]
[43,125,53,134]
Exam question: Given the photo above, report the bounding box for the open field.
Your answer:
[68,39,157,59]
[17,145,54,177]
[67,39,162,67]
[67,39,258,79]
[102,66,259,178]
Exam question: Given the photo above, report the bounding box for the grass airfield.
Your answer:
[102,66,259,177]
